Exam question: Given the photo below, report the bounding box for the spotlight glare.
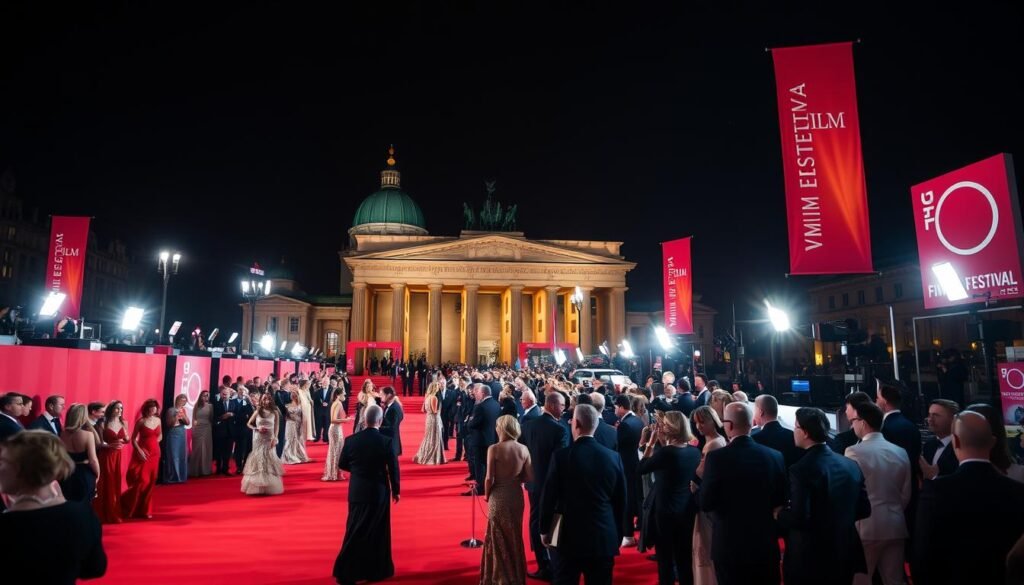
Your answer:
[620,339,635,359]
[207,328,220,343]
[168,321,183,336]
[121,307,145,331]
[159,251,170,262]
[39,292,67,317]
[654,326,673,351]
[260,334,274,351]
[279,340,287,351]
[227,332,238,344]
[931,262,969,302]
[575,347,585,362]
[765,300,791,333]
[554,348,567,366]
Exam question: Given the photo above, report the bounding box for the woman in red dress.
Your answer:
[94,400,129,523]
[120,399,162,520]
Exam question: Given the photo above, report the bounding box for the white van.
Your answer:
[571,368,624,385]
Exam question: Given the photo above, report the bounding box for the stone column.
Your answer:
[390,283,405,342]
[464,284,479,365]
[427,283,443,365]
[545,286,560,344]
[509,285,524,361]
[578,286,593,354]
[350,282,367,342]
[609,287,627,347]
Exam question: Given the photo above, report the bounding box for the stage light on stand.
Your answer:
[260,334,274,352]
[554,348,567,366]
[39,292,67,317]
[227,332,238,344]
[599,342,609,357]
[932,262,969,301]
[291,342,305,357]
[654,326,674,351]
[693,349,701,359]
[121,307,144,331]
[765,300,791,333]
[620,339,635,359]
[207,328,220,344]
[576,347,585,362]
[279,340,288,352]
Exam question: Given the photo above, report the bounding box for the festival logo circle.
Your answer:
[934,180,999,256]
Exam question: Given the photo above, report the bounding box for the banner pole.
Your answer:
[889,305,899,381]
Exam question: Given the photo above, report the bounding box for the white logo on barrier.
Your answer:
[935,181,1000,256]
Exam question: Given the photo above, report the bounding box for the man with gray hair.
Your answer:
[540,404,626,585]
[465,382,500,494]
[333,403,401,585]
[519,389,540,424]
[589,392,618,450]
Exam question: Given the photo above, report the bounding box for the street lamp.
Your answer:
[765,300,791,395]
[570,286,585,354]
[157,250,182,345]
[241,272,271,354]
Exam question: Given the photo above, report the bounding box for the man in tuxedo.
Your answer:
[693,373,711,407]
[314,376,337,443]
[752,394,802,468]
[844,401,911,585]
[912,410,1024,585]
[273,382,292,457]
[920,399,959,479]
[779,407,871,585]
[439,378,458,450]
[465,383,501,494]
[589,393,618,450]
[333,404,401,585]
[28,395,65,435]
[832,391,873,455]
[520,391,569,581]
[877,382,922,482]
[233,387,255,473]
[0,392,25,441]
[699,401,787,585]
[519,390,540,424]
[212,386,239,475]
[539,404,626,585]
[379,387,404,457]
[614,394,644,547]
[455,383,474,463]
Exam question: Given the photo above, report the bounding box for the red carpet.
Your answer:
[97,397,655,584]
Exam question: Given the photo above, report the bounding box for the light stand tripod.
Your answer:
[459,482,483,548]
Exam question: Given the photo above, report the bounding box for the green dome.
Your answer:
[351,189,426,230]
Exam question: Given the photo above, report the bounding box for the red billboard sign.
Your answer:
[771,42,873,275]
[998,362,1024,433]
[662,237,693,335]
[45,216,91,318]
[911,154,1024,309]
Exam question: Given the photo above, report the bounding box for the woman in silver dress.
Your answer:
[479,415,533,585]
[188,390,213,477]
[322,387,352,481]
[281,390,310,464]
[241,392,284,496]
[353,379,377,434]
[412,381,446,465]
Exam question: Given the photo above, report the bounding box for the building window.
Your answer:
[268,317,278,333]
[828,296,835,310]
[289,317,300,333]
[325,331,340,356]
[698,325,705,339]
[857,290,865,305]
[537,319,543,333]
[842,293,849,307]
[0,264,11,279]
[894,283,904,299]
[875,286,883,303]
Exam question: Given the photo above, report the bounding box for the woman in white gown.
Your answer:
[281,390,311,464]
[298,379,315,441]
[241,393,284,496]
[322,387,352,481]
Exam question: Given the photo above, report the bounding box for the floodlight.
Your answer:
[765,300,791,333]
[291,342,305,357]
[168,321,183,336]
[227,332,238,344]
[121,307,145,331]
[241,280,250,294]
[620,339,635,359]
[172,253,181,264]
[599,342,609,357]
[260,334,274,352]
[39,292,67,317]
[931,262,969,302]
[264,280,271,295]
[554,349,567,366]
[159,251,170,262]
[654,326,673,351]
[207,328,220,343]
[279,340,288,351]
[693,349,702,358]
[576,347,585,362]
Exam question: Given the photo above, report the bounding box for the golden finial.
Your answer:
[386,144,396,167]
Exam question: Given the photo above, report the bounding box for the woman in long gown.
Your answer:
[281,390,311,464]
[298,380,315,441]
[322,388,352,481]
[188,391,213,477]
[241,392,284,495]
[353,379,376,434]
[690,405,728,585]
[95,401,128,523]
[412,382,446,465]
[58,403,100,503]
[480,414,533,585]
[162,394,189,483]
[121,399,162,519]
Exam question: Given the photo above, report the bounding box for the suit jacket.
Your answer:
[912,461,1024,585]
[751,420,803,468]
[380,401,404,456]
[519,413,569,493]
[539,436,627,560]
[467,396,501,451]
[313,386,334,416]
[694,389,711,407]
[830,428,858,455]
[233,399,255,437]
[881,411,922,481]
[28,414,60,435]
[339,427,400,504]
[519,404,541,425]
[594,420,617,451]
[844,432,910,541]
[699,435,787,565]
[0,413,24,441]
[616,412,644,475]
[212,399,239,438]
[439,386,458,421]
[921,436,958,478]
[778,444,871,582]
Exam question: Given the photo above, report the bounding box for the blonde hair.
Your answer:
[63,403,88,433]
[692,405,723,429]
[630,394,649,419]
[710,390,734,418]
[1,430,75,490]
[425,382,441,398]
[659,410,694,444]
[495,414,522,442]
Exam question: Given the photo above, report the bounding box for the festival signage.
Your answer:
[173,355,211,429]
[998,362,1024,433]
[911,154,1024,309]
[662,237,693,335]
[45,216,91,318]
[771,42,873,275]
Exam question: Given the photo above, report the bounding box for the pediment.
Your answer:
[350,234,632,266]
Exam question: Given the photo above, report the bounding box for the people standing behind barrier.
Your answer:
[58,403,100,503]
[162,394,189,484]
[188,390,213,477]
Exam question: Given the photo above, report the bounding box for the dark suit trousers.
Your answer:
[527,489,550,570]
[554,555,613,585]
[215,434,235,472]
[655,514,695,585]
[276,414,287,457]
[234,429,251,470]
[715,560,780,585]
[314,408,330,442]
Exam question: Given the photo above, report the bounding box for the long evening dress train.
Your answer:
[121,423,161,519]
[241,413,284,495]
[94,425,126,523]
[412,395,445,465]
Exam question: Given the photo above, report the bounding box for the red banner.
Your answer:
[911,154,1024,309]
[662,237,693,335]
[45,216,91,318]
[772,42,873,275]
[998,362,1024,433]
[173,355,212,428]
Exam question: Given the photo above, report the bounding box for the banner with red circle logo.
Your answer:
[911,154,1024,309]
[998,362,1024,433]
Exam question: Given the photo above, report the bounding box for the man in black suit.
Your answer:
[520,391,569,581]
[333,404,401,585]
[465,383,501,494]
[28,395,65,435]
[273,382,292,457]
[877,382,922,482]
[439,378,458,449]
[920,398,959,479]
[589,393,618,450]
[831,391,873,455]
[379,386,404,457]
[693,373,711,407]
[540,404,626,585]
[212,386,239,475]
[232,387,255,473]
[614,394,644,547]
[699,401,787,585]
[314,376,337,443]
[751,394,802,468]
[778,407,871,585]
[912,410,1024,585]
[0,392,25,441]
[519,389,541,425]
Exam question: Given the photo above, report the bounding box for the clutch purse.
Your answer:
[549,513,563,547]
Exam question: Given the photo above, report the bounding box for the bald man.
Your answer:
[912,410,1024,585]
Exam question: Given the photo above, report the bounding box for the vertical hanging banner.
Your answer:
[911,154,1024,309]
[662,237,694,335]
[46,216,91,318]
[771,42,873,274]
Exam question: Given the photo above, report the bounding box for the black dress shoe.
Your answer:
[527,569,552,581]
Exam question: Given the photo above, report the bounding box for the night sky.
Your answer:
[2,3,1022,333]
